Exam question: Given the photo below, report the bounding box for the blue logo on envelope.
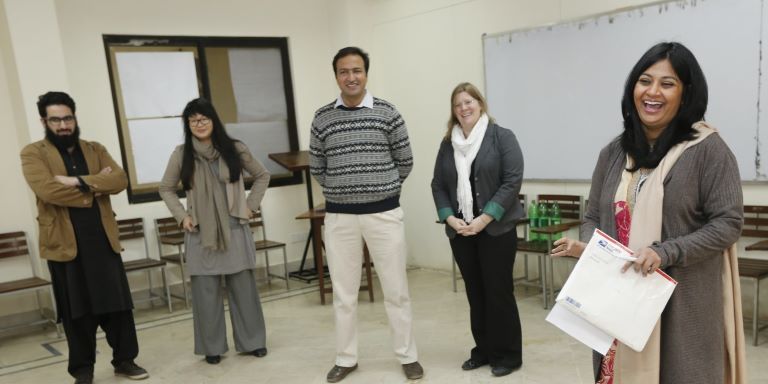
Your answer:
[598,239,607,248]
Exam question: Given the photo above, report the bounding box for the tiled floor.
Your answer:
[1,269,767,383]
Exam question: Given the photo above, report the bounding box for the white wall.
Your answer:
[0,0,343,316]
[352,0,669,270]
[1,0,767,319]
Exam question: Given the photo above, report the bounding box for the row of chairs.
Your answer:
[124,212,289,312]
[0,210,288,336]
[739,205,768,346]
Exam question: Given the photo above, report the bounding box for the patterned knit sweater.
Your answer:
[309,97,413,214]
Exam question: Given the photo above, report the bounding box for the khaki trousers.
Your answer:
[324,207,418,367]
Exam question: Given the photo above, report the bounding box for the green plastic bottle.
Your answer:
[551,202,562,240]
[528,200,539,241]
[537,201,550,243]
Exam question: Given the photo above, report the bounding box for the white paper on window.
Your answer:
[128,118,185,184]
[116,51,199,119]
[228,48,287,122]
[226,121,290,175]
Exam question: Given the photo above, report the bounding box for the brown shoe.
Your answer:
[326,364,357,383]
[402,361,424,380]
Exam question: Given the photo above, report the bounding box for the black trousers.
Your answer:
[450,230,522,368]
[61,310,139,378]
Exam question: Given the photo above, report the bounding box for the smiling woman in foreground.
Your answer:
[551,42,746,384]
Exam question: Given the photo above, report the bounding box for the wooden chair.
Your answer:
[154,217,189,309]
[117,218,172,313]
[0,231,58,336]
[740,205,768,345]
[519,194,583,309]
[249,209,289,289]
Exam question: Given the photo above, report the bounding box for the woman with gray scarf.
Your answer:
[160,98,270,365]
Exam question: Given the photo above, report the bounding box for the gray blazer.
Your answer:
[431,123,524,239]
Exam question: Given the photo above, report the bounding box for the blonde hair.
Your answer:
[445,82,493,141]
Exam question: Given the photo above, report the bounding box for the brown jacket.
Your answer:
[20,139,128,262]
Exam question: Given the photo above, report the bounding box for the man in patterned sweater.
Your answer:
[310,46,422,383]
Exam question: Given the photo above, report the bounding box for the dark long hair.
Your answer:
[620,42,708,171]
[179,98,242,190]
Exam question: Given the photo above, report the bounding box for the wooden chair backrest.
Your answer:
[117,218,145,241]
[743,205,768,238]
[0,232,28,260]
[155,217,183,237]
[248,210,264,230]
[537,194,583,220]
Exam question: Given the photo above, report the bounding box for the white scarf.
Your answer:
[451,113,489,222]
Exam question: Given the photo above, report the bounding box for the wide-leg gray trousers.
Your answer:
[191,269,266,356]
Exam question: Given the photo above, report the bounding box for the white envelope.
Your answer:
[546,302,614,355]
[555,229,677,352]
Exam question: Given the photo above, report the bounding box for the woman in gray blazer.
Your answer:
[431,82,525,377]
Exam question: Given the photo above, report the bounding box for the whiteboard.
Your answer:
[483,0,765,180]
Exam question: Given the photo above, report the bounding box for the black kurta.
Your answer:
[47,143,133,321]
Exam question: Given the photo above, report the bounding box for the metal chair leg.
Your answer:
[146,270,155,308]
[538,253,547,308]
[49,286,62,337]
[265,250,272,287]
[546,235,555,309]
[162,267,172,313]
[34,289,43,317]
[176,244,190,309]
[523,254,530,281]
[754,277,760,346]
[282,247,290,290]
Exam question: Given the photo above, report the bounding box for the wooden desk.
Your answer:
[296,205,374,305]
[269,150,320,282]
[746,239,768,251]
[268,151,314,208]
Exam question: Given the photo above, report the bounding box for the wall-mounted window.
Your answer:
[104,35,300,203]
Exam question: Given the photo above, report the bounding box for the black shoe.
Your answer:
[402,361,424,380]
[461,358,489,371]
[326,364,357,383]
[205,355,221,364]
[113,360,149,380]
[491,364,520,377]
[251,348,268,357]
[73,373,93,384]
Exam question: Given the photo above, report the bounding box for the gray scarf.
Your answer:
[190,138,249,250]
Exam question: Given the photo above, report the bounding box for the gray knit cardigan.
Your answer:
[581,133,743,384]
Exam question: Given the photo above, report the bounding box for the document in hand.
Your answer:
[555,229,677,352]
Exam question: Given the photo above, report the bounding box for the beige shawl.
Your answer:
[190,138,251,251]
[612,122,746,384]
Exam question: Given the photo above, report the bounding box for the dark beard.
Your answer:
[45,125,80,151]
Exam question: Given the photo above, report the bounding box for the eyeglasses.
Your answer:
[189,118,211,127]
[46,115,76,125]
[453,99,476,109]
